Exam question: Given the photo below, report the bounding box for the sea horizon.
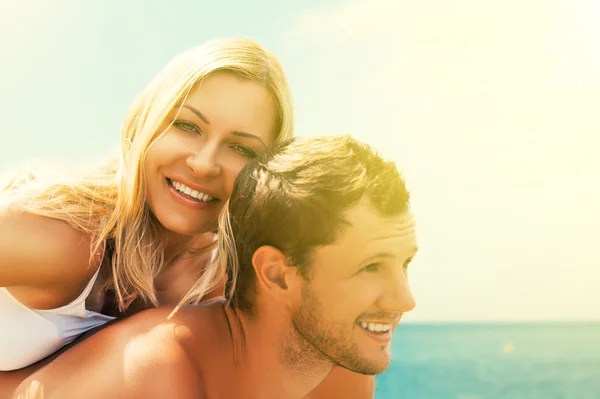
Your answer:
[375,320,600,398]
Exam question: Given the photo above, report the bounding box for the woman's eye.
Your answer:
[173,120,200,134]
[230,144,257,158]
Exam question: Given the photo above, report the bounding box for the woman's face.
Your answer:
[145,71,278,237]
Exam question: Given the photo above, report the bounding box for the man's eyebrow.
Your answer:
[360,252,395,265]
[181,104,267,148]
[360,246,419,265]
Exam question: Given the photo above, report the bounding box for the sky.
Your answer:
[1,0,598,322]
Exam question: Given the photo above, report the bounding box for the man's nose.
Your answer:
[378,267,416,314]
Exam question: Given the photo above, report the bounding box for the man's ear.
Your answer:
[252,246,296,304]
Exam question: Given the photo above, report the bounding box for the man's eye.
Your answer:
[361,263,381,273]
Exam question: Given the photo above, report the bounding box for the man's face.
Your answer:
[290,200,418,375]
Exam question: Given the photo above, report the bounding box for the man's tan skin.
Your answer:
[13,202,416,399]
[0,255,374,399]
[0,235,375,398]
[9,136,418,399]
[1,290,374,399]
[0,75,377,399]
[1,325,374,399]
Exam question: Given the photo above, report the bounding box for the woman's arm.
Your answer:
[0,204,103,308]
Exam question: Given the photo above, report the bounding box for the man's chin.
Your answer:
[334,353,391,376]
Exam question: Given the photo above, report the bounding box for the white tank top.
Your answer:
[0,267,115,371]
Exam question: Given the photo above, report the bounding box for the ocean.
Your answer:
[374,322,600,399]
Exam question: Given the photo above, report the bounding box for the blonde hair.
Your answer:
[3,37,294,311]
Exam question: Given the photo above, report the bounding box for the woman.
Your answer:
[0,36,375,399]
[0,36,293,371]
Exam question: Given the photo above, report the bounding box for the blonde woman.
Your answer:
[0,37,376,399]
[11,136,406,399]
[0,36,293,372]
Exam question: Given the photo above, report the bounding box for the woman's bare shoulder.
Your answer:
[0,203,103,290]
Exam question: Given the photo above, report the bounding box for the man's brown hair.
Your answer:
[220,135,411,314]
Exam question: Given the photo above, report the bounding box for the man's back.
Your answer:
[11,297,376,399]
[13,301,229,399]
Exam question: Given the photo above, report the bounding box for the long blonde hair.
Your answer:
[3,37,294,311]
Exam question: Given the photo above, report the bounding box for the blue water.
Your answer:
[374,322,600,399]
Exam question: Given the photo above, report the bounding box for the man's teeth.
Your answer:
[170,180,215,202]
[359,322,392,333]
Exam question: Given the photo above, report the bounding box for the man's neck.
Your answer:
[225,304,334,399]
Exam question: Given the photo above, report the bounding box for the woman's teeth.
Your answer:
[359,321,392,333]
[169,179,215,202]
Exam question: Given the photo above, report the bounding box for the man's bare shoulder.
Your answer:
[110,314,202,399]
[13,307,206,399]
[88,298,228,360]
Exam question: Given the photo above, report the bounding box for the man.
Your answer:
[13,135,418,399]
